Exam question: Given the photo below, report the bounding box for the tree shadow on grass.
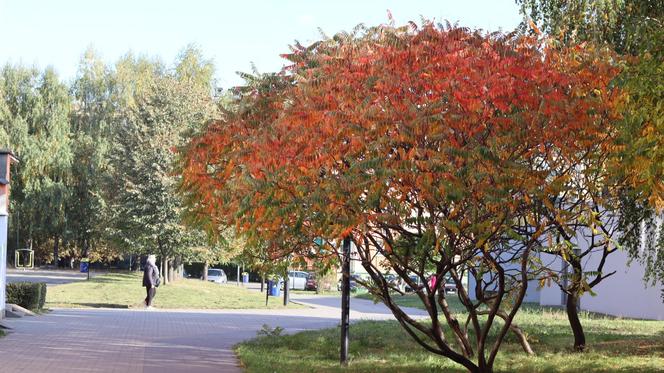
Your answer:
[65,303,129,309]
[85,275,140,284]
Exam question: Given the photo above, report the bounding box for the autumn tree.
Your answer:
[181,23,623,372]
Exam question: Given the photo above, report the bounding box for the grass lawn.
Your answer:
[356,292,441,310]
[46,272,301,310]
[290,289,341,296]
[237,294,664,372]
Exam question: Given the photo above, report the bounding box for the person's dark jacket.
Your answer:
[143,263,159,288]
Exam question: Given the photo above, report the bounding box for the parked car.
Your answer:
[444,277,457,293]
[404,275,423,292]
[278,270,309,290]
[305,273,317,291]
[206,268,227,284]
[402,274,457,293]
[337,274,363,292]
[384,274,400,289]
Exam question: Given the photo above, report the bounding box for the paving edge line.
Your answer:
[44,305,340,315]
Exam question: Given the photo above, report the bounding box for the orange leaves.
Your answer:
[178,21,625,262]
[528,19,542,35]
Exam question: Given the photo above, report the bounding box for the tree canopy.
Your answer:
[181,22,626,372]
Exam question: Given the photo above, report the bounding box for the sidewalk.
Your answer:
[0,293,426,373]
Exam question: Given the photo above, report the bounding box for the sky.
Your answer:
[0,0,524,89]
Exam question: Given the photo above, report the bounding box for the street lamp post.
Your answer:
[0,150,19,319]
[340,236,351,366]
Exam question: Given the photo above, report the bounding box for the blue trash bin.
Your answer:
[270,281,281,297]
[242,273,249,284]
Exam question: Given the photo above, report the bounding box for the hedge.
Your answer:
[6,282,47,311]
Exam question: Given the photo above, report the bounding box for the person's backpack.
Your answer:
[153,266,161,287]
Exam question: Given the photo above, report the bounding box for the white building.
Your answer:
[538,246,664,320]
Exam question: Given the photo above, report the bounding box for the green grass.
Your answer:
[356,292,452,310]
[290,289,341,296]
[237,298,664,372]
[46,272,302,310]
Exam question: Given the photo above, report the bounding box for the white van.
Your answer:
[282,270,309,290]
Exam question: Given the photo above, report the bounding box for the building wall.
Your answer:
[580,247,664,320]
[535,217,664,320]
[0,215,7,318]
[471,234,664,320]
[537,252,566,307]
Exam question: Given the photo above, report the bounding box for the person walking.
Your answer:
[143,255,160,309]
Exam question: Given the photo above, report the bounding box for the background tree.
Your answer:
[517,0,664,349]
[67,47,117,263]
[109,47,216,284]
[518,0,664,339]
[0,65,73,264]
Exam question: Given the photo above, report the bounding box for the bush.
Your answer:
[6,282,47,311]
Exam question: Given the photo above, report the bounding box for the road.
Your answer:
[7,268,94,286]
[0,295,426,373]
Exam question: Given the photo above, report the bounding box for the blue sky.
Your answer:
[0,0,524,88]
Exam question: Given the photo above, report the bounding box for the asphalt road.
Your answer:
[7,268,93,286]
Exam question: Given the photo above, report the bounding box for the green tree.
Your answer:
[108,47,216,283]
[0,65,72,263]
[67,47,118,263]
[517,0,664,300]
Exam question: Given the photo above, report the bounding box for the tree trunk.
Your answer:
[168,258,175,283]
[566,293,586,351]
[82,239,89,258]
[52,236,59,267]
[260,274,264,293]
[203,261,209,281]
[176,257,183,280]
[161,258,169,286]
[476,310,533,355]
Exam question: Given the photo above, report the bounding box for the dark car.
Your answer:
[305,273,317,291]
[444,277,457,293]
[337,274,363,291]
[404,275,422,292]
[384,274,400,288]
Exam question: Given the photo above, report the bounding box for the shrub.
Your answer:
[6,282,47,311]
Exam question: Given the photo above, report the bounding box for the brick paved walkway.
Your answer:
[0,297,426,372]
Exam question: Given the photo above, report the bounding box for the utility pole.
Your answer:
[0,150,19,320]
[340,236,351,366]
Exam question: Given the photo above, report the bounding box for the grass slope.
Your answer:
[238,295,664,372]
[46,272,300,310]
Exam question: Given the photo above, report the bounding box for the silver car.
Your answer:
[207,268,227,284]
[277,271,309,290]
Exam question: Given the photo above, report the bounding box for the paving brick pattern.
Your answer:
[0,296,427,373]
